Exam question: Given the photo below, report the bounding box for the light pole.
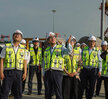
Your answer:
[52,9,56,33]
[100,0,105,41]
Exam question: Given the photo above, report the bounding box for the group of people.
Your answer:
[0,30,108,99]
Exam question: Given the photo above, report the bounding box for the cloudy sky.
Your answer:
[0,0,104,40]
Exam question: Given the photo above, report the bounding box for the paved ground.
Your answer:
[8,73,105,99]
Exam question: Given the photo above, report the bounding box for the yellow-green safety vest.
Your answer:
[64,47,80,73]
[64,55,72,73]
[82,46,99,67]
[29,47,42,66]
[72,47,81,72]
[4,43,25,70]
[101,50,108,75]
[64,47,81,74]
[44,45,64,71]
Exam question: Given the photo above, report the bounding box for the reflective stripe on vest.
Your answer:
[44,45,64,71]
[29,47,42,66]
[4,43,25,70]
[82,46,99,67]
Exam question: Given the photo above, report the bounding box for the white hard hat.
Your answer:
[81,43,86,46]
[13,30,23,36]
[101,41,108,46]
[66,35,76,42]
[32,37,39,42]
[48,32,55,38]
[71,36,76,40]
[20,39,26,44]
[88,35,96,41]
[76,43,80,46]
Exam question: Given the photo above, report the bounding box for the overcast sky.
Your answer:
[0,0,104,41]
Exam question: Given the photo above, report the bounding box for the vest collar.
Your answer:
[50,44,57,49]
[89,47,96,51]
[12,43,21,47]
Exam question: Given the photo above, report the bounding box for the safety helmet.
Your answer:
[20,39,26,44]
[88,35,96,41]
[81,43,86,46]
[13,30,23,37]
[76,43,80,46]
[48,32,55,38]
[71,36,76,41]
[101,41,108,46]
[66,35,76,42]
[32,37,39,42]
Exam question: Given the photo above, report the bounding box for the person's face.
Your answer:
[70,40,75,47]
[101,45,107,51]
[21,43,26,47]
[33,41,39,46]
[88,40,96,48]
[81,45,85,49]
[49,36,56,45]
[13,33,22,42]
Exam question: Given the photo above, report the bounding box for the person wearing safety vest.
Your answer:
[9,39,30,96]
[27,37,42,95]
[0,30,27,99]
[20,39,30,93]
[94,41,107,97]
[99,41,108,99]
[80,35,102,99]
[80,43,87,50]
[62,35,82,99]
[43,32,71,99]
[0,46,3,99]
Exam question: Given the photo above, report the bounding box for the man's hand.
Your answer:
[69,72,77,77]
[98,72,101,77]
[0,72,4,80]
[22,73,27,81]
[38,65,41,71]
[68,35,72,43]
[76,75,80,80]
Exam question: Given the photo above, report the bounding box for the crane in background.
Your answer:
[99,0,108,40]
[0,34,10,42]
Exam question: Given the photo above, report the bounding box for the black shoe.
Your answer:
[94,94,99,97]
[9,93,14,97]
[27,91,32,95]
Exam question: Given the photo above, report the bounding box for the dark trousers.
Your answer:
[95,76,102,95]
[103,77,108,99]
[0,81,1,99]
[44,70,63,99]
[62,76,71,99]
[1,70,23,99]
[22,68,28,93]
[62,75,81,99]
[71,77,81,99]
[28,65,42,93]
[80,68,97,99]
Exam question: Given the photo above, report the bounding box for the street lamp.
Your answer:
[52,9,56,32]
[100,0,105,41]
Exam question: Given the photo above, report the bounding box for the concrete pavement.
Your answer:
[8,73,105,99]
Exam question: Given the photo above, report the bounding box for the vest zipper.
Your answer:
[14,46,19,70]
